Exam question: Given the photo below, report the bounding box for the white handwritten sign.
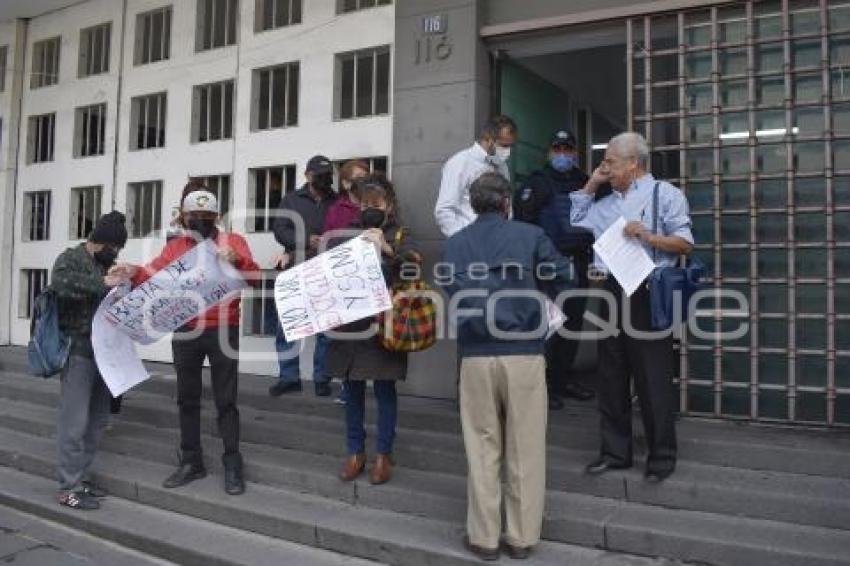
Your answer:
[102,240,248,344]
[275,237,391,341]
[93,285,150,397]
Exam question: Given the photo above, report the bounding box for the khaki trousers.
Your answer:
[459,354,548,549]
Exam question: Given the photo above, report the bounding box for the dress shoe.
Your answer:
[224,462,246,495]
[369,454,393,485]
[585,459,632,476]
[162,463,207,488]
[463,536,499,561]
[560,382,596,401]
[315,382,333,397]
[503,542,533,560]
[269,380,302,397]
[645,467,675,484]
[339,453,366,482]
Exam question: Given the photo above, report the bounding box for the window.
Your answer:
[335,46,391,119]
[27,113,55,164]
[127,181,163,238]
[192,80,234,142]
[196,0,238,52]
[337,0,391,14]
[243,271,277,335]
[189,174,231,225]
[251,62,299,130]
[248,165,296,232]
[19,269,48,319]
[134,6,172,65]
[70,186,102,240]
[0,46,7,92]
[130,92,166,150]
[79,22,111,77]
[74,103,107,157]
[31,37,60,88]
[255,0,302,31]
[23,191,51,241]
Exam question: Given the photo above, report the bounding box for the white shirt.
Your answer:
[434,142,510,237]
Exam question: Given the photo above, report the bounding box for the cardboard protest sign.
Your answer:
[274,237,391,341]
[102,239,248,344]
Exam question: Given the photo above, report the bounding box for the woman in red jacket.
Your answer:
[112,186,261,495]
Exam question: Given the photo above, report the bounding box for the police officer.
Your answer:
[514,129,598,409]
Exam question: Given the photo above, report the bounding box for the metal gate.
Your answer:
[627,0,850,425]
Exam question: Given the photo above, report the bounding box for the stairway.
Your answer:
[0,346,849,565]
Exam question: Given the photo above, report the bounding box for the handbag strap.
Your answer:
[651,182,660,264]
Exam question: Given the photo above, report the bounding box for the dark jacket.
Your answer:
[514,165,605,253]
[324,220,417,381]
[51,244,109,358]
[272,185,337,265]
[440,213,574,358]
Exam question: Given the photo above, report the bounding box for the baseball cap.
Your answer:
[182,190,219,214]
[306,155,333,175]
[550,129,577,148]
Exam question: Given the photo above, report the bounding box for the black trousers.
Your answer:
[171,326,241,467]
[597,279,677,474]
[545,248,590,390]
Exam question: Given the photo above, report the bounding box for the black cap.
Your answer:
[550,129,577,148]
[306,155,333,175]
[89,211,128,248]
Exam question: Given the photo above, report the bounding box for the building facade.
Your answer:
[1,0,848,426]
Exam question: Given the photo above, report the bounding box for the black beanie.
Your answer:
[90,211,128,248]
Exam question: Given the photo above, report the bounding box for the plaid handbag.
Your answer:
[376,228,437,352]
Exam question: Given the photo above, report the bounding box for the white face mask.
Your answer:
[494,145,512,162]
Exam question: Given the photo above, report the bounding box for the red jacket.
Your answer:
[132,232,262,330]
[323,196,361,235]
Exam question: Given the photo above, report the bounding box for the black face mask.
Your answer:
[360,207,387,229]
[94,248,118,268]
[312,173,334,193]
[187,218,217,239]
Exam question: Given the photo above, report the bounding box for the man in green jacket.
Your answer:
[51,211,127,510]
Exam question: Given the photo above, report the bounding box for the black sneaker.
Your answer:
[269,380,302,397]
[314,382,332,397]
[81,481,107,498]
[59,490,100,510]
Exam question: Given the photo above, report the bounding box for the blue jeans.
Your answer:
[273,314,330,385]
[345,380,397,455]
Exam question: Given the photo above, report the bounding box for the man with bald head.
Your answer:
[570,132,694,483]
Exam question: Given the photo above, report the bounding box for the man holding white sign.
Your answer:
[570,132,694,483]
[112,188,261,495]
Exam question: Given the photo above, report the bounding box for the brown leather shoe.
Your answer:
[339,453,366,482]
[369,454,393,485]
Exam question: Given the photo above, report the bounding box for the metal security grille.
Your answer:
[253,62,299,130]
[255,0,302,32]
[31,37,60,89]
[336,46,391,119]
[127,181,163,238]
[628,0,850,425]
[248,165,296,232]
[27,113,55,164]
[70,185,102,240]
[23,191,51,242]
[196,0,239,52]
[131,92,166,150]
[134,7,172,66]
[192,80,234,142]
[18,269,48,319]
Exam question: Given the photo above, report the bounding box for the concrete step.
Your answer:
[0,466,382,566]
[0,428,661,566]
[3,390,850,565]
[1,377,850,533]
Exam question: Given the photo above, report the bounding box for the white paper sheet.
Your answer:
[592,216,656,297]
[274,237,392,341]
[93,285,150,397]
[545,299,567,340]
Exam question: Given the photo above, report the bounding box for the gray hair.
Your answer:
[470,172,512,214]
[607,132,650,169]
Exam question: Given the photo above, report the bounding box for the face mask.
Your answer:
[94,248,118,268]
[550,154,576,172]
[360,207,387,229]
[312,173,334,193]
[187,218,217,239]
[494,145,512,162]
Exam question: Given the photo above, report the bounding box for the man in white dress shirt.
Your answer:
[434,115,517,237]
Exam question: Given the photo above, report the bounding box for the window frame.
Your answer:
[127,180,163,238]
[196,0,239,52]
[254,0,302,33]
[69,185,103,240]
[334,45,391,120]
[134,6,172,66]
[251,61,300,131]
[19,269,49,319]
[22,190,52,242]
[247,164,296,233]
[192,79,235,143]
[78,22,111,78]
[130,92,167,150]
[74,103,107,158]
[27,113,56,164]
[31,36,61,89]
